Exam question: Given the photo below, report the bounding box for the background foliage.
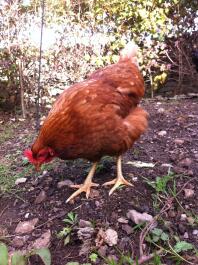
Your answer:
[0,0,197,113]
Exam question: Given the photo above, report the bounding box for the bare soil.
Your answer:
[0,98,198,265]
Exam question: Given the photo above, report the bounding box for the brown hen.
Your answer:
[25,42,148,202]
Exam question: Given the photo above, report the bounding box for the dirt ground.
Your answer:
[0,98,198,265]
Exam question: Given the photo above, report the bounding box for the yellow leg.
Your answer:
[66,162,99,203]
[103,156,133,195]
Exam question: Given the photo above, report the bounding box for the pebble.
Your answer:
[192,230,198,235]
[178,158,192,168]
[34,190,47,204]
[178,223,186,234]
[174,139,184,145]
[15,218,39,234]
[118,217,128,224]
[31,230,51,249]
[57,180,74,188]
[11,236,29,247]
[104,228,118,246]
[79,219,93,228]
[180,214,187,221]
[121,224,133,235]
[15,178,27,185]
[184,188,194,198]
[158,130,167,136]
[183,232,189,239]
[127,209,154,224]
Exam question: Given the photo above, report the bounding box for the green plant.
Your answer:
[57,212,78,245]
[0,242,51,265]
[89,253,98,263]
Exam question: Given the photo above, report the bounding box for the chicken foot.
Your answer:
[103,155,133,195]
[66,162,99,203]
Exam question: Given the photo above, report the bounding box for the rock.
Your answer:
[12,236,29,247]
[15,178,27,185]
[57,180,74,188]
[79,219,93,228]
[180,214,187,221]
[77,227,95,240]
[168,210,176,218]
[98,245,108,257]
[183,232,189,239]
[184,188,194,198]
[32,230,51,249]
[104,228,118,246]
[118,217,128,224]
[157,107,165,113]
[15,218,39,234]
[25,213,30,219]
[192,230,198,235]
[187,216,195,225]
[158,130,167,136]
[34,191,47,204]
[178,223,186,234]
[121,224,133,235]
[127,210,154,224]
[89,189,100,198]
[174,139,184,145]
[178,158,192,168]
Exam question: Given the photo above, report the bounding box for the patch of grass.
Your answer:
[0,124,17,144]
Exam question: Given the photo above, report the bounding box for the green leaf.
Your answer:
[0,243,8,265]
[64,235,70,246]
[11,253,27,265]
[161,232,169,241]
[152,228,163,236]
[173,241,194,253]
[33,248,51,265]
[89,253,98,263]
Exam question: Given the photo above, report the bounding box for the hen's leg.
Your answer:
[103,156,133,195]
[66,162,99,203]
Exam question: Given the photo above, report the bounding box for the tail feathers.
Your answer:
[123,107,148,147]
[119,41,139,65]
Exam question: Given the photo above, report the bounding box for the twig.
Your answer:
[0,205,9,217]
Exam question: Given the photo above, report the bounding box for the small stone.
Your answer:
[158,130,167,136]
[77,227,95,240]
[174,139,184,145]
[89,189,100,198]
[183,232,189,239]
[127,210,154,224]
[15,218,39,234]
[179,158,192,168]
[98,245,108,257]
[79,219,93,228]
[32,230,51,249]
[121,224,133,235]
[192,230,198,235]
[34,191,47,204]
[157,107,165,113]
[180,214,187,221]
[187,216,195,225]
[57,180,74,188]
[12,236,29,247]
[118,217,128,224]
[25,213,30,219]
[168,210,176,218]
[178,223,186,234]
[15,178,27,185]
[104,228,118,246]
[184,188,194,198]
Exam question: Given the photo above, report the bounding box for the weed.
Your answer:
[0,242,51,265]
[57,212,78,245]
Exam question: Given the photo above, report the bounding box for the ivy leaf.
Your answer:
[0,243,8,265]
[11,253,27,265]
[173,241,194,253]
[33,248,51,265]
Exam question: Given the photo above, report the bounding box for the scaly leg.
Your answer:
[66,162,99,203]
[103,156,133,195]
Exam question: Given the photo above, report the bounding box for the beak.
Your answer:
[35,162,41,172]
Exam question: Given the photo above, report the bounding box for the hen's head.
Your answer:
[24,147,56,171]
